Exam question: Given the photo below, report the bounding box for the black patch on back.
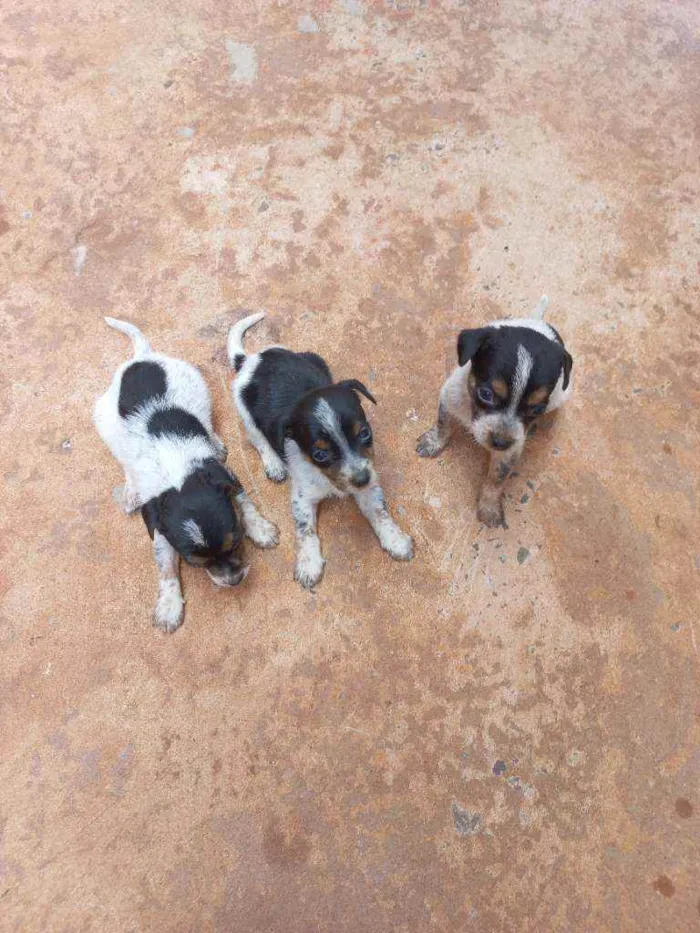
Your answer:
[241,348,333,458]
[118,361,167,418]
[147,407,209,440]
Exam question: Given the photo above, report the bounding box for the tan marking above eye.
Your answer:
[222,532,234,550]
[491,377,508,399]
[315,438,331,450]
[352,422,363,436]
[526,387,549,405]
[468,372,476,388]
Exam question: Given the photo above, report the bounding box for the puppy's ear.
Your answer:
[457,327,491,366]
[562,350,573,391]
[202,458,243,496]
[336,379,377,405]
[142,494,167,539]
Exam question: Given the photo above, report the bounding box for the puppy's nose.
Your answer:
[490,435,514,451]
[351,468,371,488]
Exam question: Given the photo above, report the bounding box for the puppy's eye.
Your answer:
[358,425,372,446]
[476,386,496,406]
[312,447,331,465]
[528,403,547,417]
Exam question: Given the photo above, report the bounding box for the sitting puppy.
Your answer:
[94,317,278,632]
[228,312,414,588]
[416,297,573,527]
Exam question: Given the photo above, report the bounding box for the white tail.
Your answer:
[532,295,549,320]
[227,311,266,368]
[104,317,152,357]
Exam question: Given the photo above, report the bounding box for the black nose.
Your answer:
[491,435,514,451]
[351,468,371,488]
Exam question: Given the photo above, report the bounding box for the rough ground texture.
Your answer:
[1,1,699,930]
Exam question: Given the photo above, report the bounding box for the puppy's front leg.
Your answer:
[234,490,279,549]
[477,447,521,528]
[291,487,324,589]
[153,530,185,633]
[416,396,453,458]
[353,477,414,561]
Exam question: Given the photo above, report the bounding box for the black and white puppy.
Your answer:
[228,313,414,588]
[416,297,573,527]
[94,317,279,632]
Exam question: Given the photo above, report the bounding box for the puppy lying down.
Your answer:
[417,297,573,527]
[94,318,278,632]
[229,313,414,588]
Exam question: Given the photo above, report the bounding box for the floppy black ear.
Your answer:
[457,327,491,366]
[202,458,243,495]
[562,350,573,391]
[336,379,377,405]
[141,495,165,540]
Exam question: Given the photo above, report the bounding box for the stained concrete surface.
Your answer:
[1,0,699,930]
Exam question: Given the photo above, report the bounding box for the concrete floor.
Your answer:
[2,0,699,929]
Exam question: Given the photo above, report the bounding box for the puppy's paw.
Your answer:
[247,515,280,549]
[380,525,415,561]
[262,456,287,483]
[477,497,506,528]
[153,587,185,633]
[113,485,140,515]
[416,427,447,458]
[294,541,325,589]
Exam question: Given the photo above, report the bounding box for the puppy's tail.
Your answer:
[104,317,152,357]
[227,311,266,371]
[532,295,549,320]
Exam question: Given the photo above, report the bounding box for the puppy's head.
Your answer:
[287,379,377,490]
[457,325,572,453]
[142,460,248,587]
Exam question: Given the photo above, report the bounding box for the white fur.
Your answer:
[235,491,280,548]
[313,398,370,487]
[227,311,267,365]
[183,518,207,548]
[153,531,184,633]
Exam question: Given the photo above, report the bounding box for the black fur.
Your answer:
[118,361,167,418]
[141,459,244,569]
[147,407,209,440]
[458,325,572,413]
[242,348,334,458]
[241,348,374,475]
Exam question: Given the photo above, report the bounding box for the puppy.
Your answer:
[416,297,573,527]
[228,313,414,588]
[94,317,279,632]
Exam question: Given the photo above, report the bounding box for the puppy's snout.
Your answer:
[490,434,514,451]
[207,562,249,588]
[350,467,371,488]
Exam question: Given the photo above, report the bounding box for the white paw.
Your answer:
[153,586,185,633]
[477,497,506,528]
[262,455,287,483]
[113,485,140,515]
[294,540,325,589]
[380,524,414,561]
[247,515,280,549]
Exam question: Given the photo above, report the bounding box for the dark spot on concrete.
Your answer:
[452,802,481,836]
[520,494,529,504]
[517,547,529,564]
[493,760,507,776]
[662,441,672,454]
[653,875,675,897]
[670,622,681,632]
[258,200,270,212]
[262,818,311,868]
[526,480,535,490]
[675,797,693,818]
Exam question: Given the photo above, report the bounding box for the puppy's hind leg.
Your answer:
[152,531,185,633]
[210,432,228,463]
[417,389,454,458]
[353,476,414,561]
[234,489,279,548]
[291,487,325,589]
